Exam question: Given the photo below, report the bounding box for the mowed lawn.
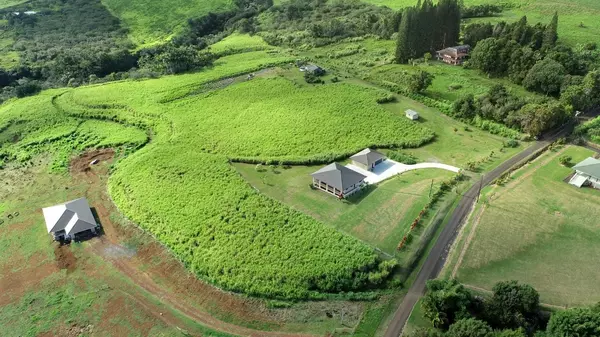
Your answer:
[454,146,600,306]
[377,97,525,169]
[234,163,454,255]
[361,0,600,45]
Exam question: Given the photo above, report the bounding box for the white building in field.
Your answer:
[42,198,98,241]
[569,157,600,189]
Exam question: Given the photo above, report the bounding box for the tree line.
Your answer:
[411,279,600,337]
[395,0,461,63]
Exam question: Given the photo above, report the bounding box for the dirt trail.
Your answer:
[70,150,318,337]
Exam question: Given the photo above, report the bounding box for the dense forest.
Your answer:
[409,279,600,337]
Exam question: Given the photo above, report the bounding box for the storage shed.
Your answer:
[405,109,420,120]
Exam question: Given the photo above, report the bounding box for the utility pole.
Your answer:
[476,175,484,203]
[429,179,434,199]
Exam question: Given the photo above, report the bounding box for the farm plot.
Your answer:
[3,52,435,300]
[450,146,600,307]
[210,33,273,55]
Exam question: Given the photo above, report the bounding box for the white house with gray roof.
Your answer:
[568,157,600,189]
[42,198,98,241]
[311,163,367,198]
[351,148,387,172]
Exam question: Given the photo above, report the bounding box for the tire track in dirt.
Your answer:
[72,150,318,337]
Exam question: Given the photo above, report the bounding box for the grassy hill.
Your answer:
[100,0,234,46]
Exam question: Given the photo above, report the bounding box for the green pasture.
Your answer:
[235,163,454,255]
[453,146,600,306]
[101,0,234,46]
[210,33,272,55]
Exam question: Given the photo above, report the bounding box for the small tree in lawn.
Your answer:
[424,52,432,65]
[559,155,572,167]
[408,70,434,93]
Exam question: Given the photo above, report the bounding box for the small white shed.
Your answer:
[405,109,419,120]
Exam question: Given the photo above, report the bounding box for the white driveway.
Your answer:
[346,160,460,185]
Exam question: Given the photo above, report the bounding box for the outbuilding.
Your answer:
[568,157,600,189]
[405,109,420,120]
[351,148,387,172]
[42,198,99,241]
[300,64,325,75]
[311,163,367,198]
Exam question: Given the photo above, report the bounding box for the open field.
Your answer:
[235,163,454,255]
[448,145,600,307]
[210,33,273,55]
[101,0,234,45]
[2,49,434,300]
[0,0,27,9]
[360,0,600,45]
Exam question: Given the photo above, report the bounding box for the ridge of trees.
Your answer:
[412,279,600,337]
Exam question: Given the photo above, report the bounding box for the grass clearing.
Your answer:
[0,0,27,9]
[100,0,234,46]
[210,33,272,55]
[452,145,600,306]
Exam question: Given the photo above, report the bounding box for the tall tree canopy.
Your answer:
[422,279,473,329]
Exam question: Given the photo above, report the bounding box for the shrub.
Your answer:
[559,155,572,167]
[388,151,418,165]
[504,139,520,148]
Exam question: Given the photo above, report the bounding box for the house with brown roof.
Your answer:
[436,45,470,65]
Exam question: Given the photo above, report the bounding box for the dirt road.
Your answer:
[383,125,572,337]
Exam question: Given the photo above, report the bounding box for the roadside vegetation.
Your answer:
[406,278,600,337]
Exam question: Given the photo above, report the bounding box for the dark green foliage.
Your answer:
[408,328,444,337]
[558,155,572,166]
[422,279,473,329]
[260,0,397,47]
[503,139,519,148]
[303,71,323,84]
[542,12,559,50]
[6,0,135,85]
[407,70,434,93]
[14,79,41,98]
[138,45,214,75]
[469,38,506,76]
[508,47,539,84]
[452,94,477,119]
[387,151,418,165]
[546,307,600,337]
[463,23,494,47]
[461,4,502,19]
[495,329,527,337]
[486,280,540,331]
[395,0,461,64]
[447,319,493,337]
[523,58,566,95]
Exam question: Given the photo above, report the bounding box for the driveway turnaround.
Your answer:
[346,160,460,185]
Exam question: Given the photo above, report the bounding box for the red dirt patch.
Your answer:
[70,149,114,175]
[54,244,77,273]
[0,252,58,306]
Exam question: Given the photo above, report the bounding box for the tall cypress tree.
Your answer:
[542,11,558,49]
[395,9,412,63]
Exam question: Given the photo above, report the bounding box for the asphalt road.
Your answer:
[383,125,572,337]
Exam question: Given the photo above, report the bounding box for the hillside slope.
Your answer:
[100,0,234,45]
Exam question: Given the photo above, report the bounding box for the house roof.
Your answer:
[42,198,97,236]
[351,148,386,167]
[437,45,470,57]
[311,163,367,191]
[573,157,600,179]
[405,109,419,117]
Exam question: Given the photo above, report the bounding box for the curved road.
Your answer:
[383,126,572,337]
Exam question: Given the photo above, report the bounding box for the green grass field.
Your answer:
[0,0,27,9]
[210,33,272,55]
[235,163,454,255]
[101,0,234,45]
[451,146,600,307]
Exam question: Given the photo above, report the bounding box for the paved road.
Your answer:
[383,126,572,337]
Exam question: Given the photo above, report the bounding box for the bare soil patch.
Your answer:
[0,252,58,306]
[54,244,77,273]
[70,148,114,175]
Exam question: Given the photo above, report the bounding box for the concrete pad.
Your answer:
[346,160,460,185]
